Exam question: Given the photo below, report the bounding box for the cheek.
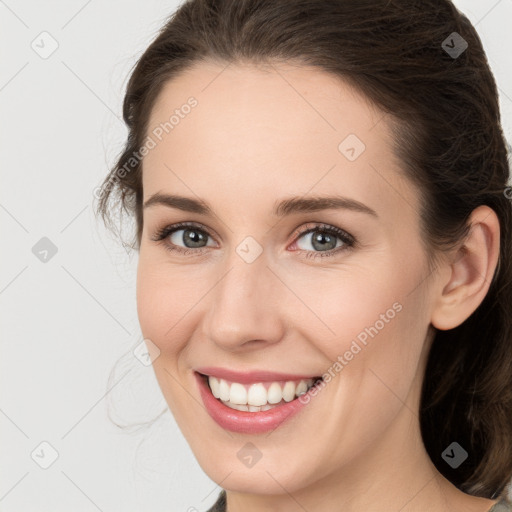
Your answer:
[287,266,407,353]
[290,254,429,387]
[135,254,197,354]
[135,257,203,415]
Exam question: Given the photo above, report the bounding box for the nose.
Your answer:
[201,246,287,352]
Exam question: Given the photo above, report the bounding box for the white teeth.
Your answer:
[229,382,247,405]
[247,383,267,406]
[229,403,249,412]
[282,381,297,402]
[223,402,276,412]
[219,379,230,401]
[267,382,283,404]
[296,380,308,396]
[207,375,317,408]
[209,376,221,398]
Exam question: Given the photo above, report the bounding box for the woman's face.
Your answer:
[137,61,440,494]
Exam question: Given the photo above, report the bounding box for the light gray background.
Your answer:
[1,1,511,511]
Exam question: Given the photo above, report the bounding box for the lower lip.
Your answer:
[195,372,319,434]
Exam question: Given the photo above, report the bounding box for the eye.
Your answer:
[150,221,216,255]
[150,221,356,259]
[290,222,355,259]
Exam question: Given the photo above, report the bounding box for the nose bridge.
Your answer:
[203,241,285,349]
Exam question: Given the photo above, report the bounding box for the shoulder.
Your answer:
[201,490,512,512]
[489,497,512,512]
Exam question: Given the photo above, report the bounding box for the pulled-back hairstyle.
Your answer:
[95,0,512,500]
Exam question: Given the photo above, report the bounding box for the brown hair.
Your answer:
[95,0,512,500]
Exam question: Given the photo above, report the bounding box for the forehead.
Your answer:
[142,60,419,224]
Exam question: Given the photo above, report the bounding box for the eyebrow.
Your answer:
[143,193,378,218]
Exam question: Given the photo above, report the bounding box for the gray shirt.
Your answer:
[205,490,512,512]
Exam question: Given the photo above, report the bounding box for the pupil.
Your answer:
[312,232,335,251]
[181,229,337,250]
[185,229,207,248]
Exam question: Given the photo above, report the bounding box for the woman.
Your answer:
[95,0,512,510]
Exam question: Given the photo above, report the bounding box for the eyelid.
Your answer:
[289,222,355,246]
[151,220,356,257]
[150,221,218,250]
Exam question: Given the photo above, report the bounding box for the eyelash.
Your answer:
[150,221,356,259]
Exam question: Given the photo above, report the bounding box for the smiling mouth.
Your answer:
[198,372,324,412]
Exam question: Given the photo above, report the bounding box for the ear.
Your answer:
[431,205,500,331]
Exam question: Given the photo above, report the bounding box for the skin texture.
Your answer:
[136,61,500,512]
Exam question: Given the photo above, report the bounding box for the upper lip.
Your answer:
[195,367,322,384]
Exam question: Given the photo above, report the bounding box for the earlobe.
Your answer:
[430,205,500,331]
